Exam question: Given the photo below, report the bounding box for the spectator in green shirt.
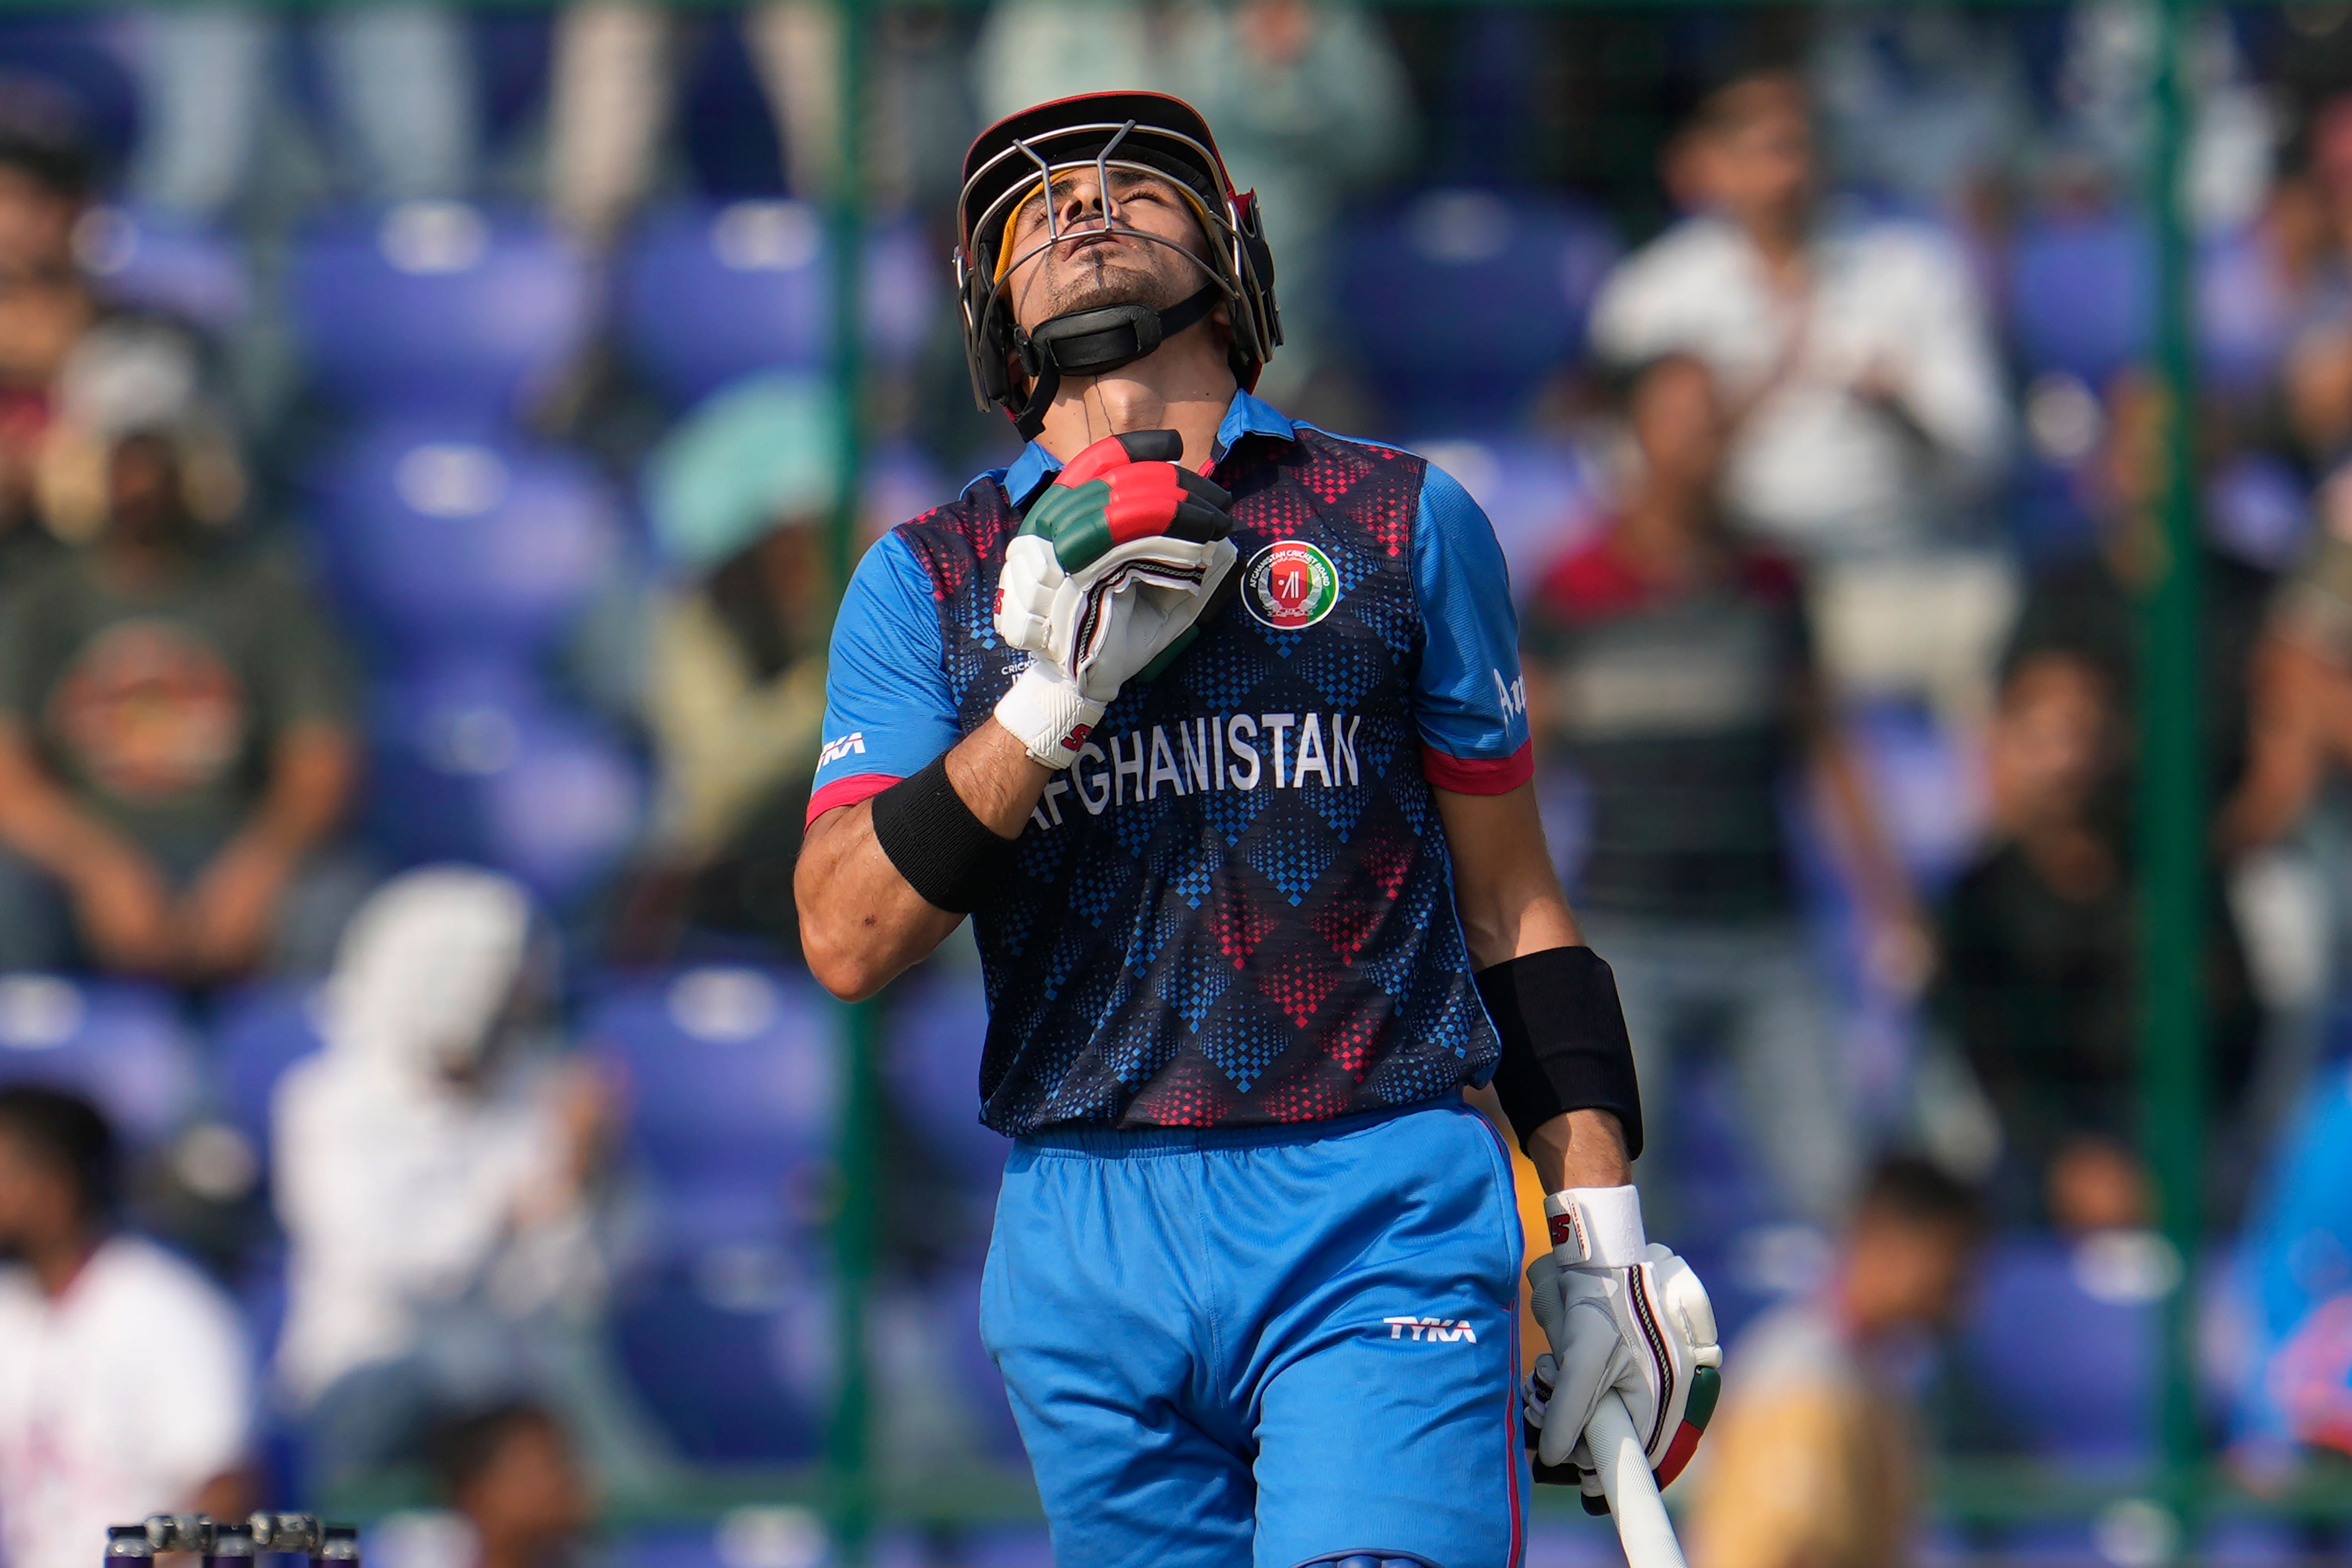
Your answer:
[0,427,359,980]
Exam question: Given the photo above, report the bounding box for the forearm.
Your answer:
[1438,784,1630,1189]
[1812,733,1913,920]
[0,736,143,879]
[231,726,356,859]
[796,719,1049,999]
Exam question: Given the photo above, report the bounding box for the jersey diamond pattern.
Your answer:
[888,427,1502,1134]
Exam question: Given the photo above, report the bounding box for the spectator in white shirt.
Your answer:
[273,867,659,1499]
[1589,67,2014,721]
[0,1088,252,1568]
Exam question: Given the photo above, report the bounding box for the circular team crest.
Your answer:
[1243,540,1340,630]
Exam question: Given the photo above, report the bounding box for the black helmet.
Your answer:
[955,91,1281,438]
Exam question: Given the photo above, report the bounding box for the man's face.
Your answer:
[0,1130,75,1259]
[106,435,191,549]
[460,1417,589,1549]
[1630,356,1726,493]
[1845,1214,1975,1333]
[1989,653,2113,830]
[0,167,79,283]
[1001,166,1216,338]
[1686,79,1815,230]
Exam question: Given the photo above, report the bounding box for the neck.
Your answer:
[1032,323,1239,473]
[1613,483,1721,582]
[26,1229,97,1300]
[1740,209,1808,273]
[98,534,185,591]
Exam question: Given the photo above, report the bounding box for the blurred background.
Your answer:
[2,1,2352,1565]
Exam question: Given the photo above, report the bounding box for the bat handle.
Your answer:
[1588,1392,1689,1568]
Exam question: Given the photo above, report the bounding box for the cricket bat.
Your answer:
[1588,1391,1689,1568]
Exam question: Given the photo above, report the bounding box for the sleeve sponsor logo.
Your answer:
[1494,670,1527,722]
[1244,540,1341,630]
[818,732,867,768]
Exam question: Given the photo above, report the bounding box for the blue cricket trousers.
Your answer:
[980,1101,1530,1568]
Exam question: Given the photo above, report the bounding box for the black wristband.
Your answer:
[1476,946,1645,1160]
[870,755,1019,914]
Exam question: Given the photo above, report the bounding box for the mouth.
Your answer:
[1057,227,1126,264]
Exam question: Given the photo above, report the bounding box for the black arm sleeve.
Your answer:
[869,754,1020,914]
[1476,945,1645,1160]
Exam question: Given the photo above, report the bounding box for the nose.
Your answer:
[1057,173,1113,233]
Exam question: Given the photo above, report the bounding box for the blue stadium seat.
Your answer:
[311,426,623,670]
[0,975,199,1145]
[77,206,250,333]
[365,664,644,904]
[2007,212,2152,386]
[2200,225,2296,400]
[932,1265,1023,1455]
[0,18,140,165]
[2008,214,2290,394]
[290,202,591,424]
[584,966,838,1250]
[210,982,326,1156]
[1961,1234,2166,1465]
[884,970,1004,1189]
[1403,436,1600,598]
[613,1255,833,1462]
[1844,700,1981,892]
[1335,190,1619,434]
[615,203,937,408]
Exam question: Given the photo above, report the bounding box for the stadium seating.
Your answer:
[210,981,327,1158]
[0,975,200,1146]
[309,425,624,671]
[0,17,139,166]
[583,966,839,1251]
[76,205,251,332]
[615,202,937,408]
[290,202,593,424]
[613,1256,835,1462]
[365,664,645,904]
[1962,1233,2167,1464]
[1404,436,1601,597]
[1335,189,1619,434]
[1844,700,1984,892]
[2006,213,2291,393]
[882,970,1003,1189]
[2006,211,2151,387]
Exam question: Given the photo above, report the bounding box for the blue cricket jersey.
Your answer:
[810,391,1532,1135]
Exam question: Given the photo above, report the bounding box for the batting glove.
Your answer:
[993,431,1239,769]
[1523,1186,1721,1513]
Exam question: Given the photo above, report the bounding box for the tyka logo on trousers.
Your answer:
[1382,1316,1479,1343]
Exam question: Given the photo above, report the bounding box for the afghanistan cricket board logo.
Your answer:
[1243,540,1340,630]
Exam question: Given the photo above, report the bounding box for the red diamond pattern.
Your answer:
[1256,943,1343,1028]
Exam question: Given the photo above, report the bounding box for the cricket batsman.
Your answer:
[794,91,1720,1567]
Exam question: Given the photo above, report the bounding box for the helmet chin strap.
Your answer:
[1009,284,1221,440]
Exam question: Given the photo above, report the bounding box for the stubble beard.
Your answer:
[1023,238,1196,328]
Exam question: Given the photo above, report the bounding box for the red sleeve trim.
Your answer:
[805,773,903,827]
[1419,739,1534,795]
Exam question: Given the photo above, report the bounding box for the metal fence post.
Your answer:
[2143,0,2206,1552]
[825,1,877,1563]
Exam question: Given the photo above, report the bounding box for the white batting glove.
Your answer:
[1523,1186,1722,1507]
[992,532,1238,768]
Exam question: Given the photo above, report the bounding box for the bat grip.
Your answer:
[1588,1392,1689,1568]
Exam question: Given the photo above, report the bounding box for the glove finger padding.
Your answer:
[1523,1245,1723,1502]
[994,534,1064,654]
[1063,537,1239,703]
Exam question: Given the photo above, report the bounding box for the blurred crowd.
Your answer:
[10,3,2352,1566]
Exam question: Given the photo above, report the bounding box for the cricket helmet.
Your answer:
[955,91,1281,438]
